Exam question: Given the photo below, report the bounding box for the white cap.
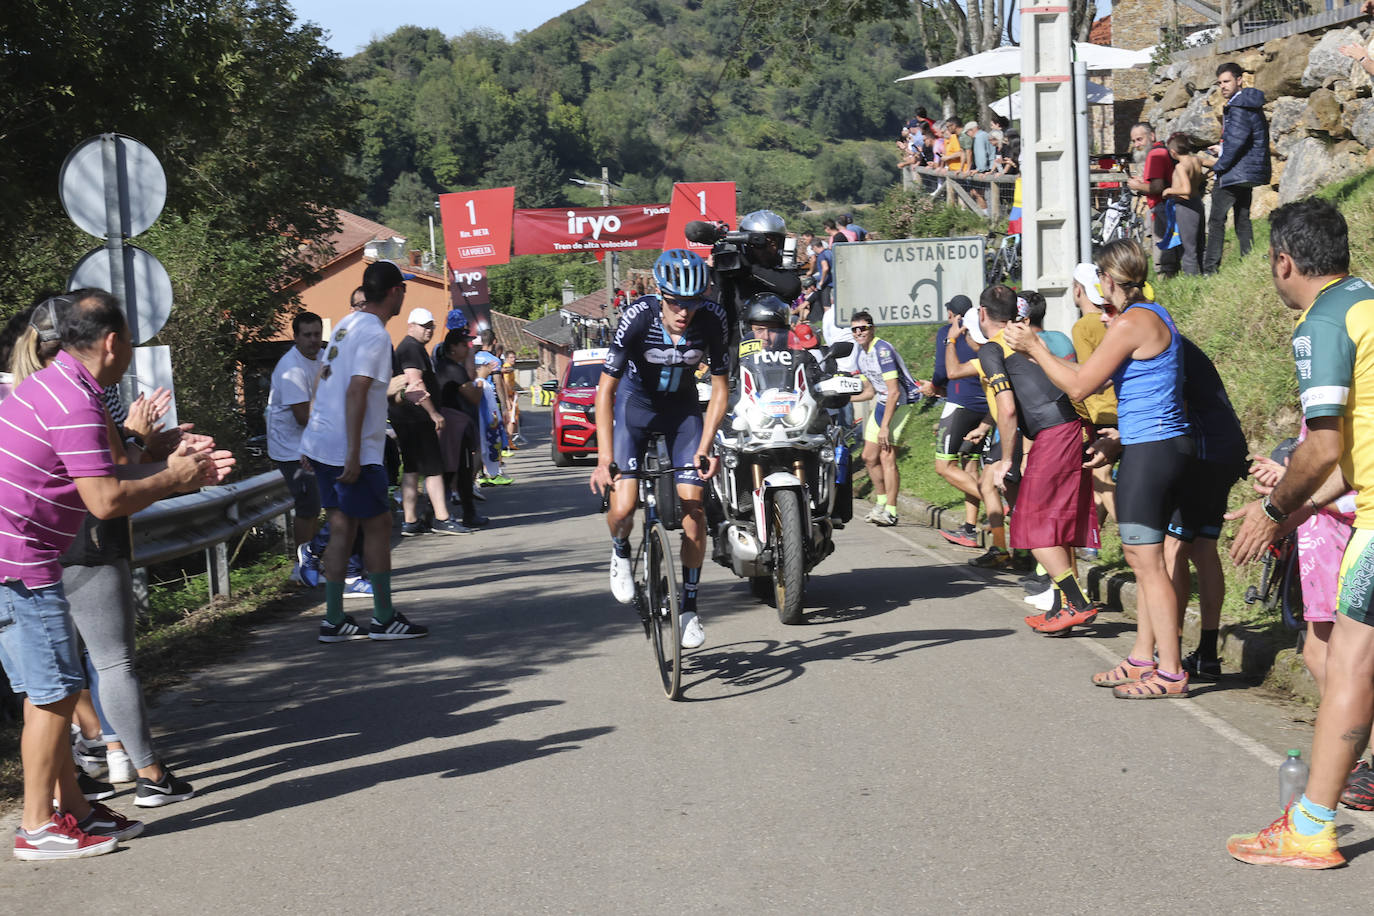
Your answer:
[1072,263,1106,305]
[962,306,988,345]
[407,307,436,326]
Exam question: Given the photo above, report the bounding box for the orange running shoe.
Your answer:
[1091,657,1154,687]
[1227,809,1345,869]
[1034,601,1100,634]
[1112,669,1189,698]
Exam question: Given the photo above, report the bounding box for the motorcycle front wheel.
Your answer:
[769,490,807,625]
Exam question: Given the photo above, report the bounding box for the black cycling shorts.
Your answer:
[612,394,704,488]
[1116,435,1193,545]
[1168,456,1248,542]
[936,404,983,461]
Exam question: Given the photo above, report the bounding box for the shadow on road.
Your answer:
[679,625,1014,701]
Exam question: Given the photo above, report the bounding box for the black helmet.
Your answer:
[744,293,790,329]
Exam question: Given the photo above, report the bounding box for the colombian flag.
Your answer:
[1007,177,1022,236]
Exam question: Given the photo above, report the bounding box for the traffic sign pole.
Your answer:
[100,133,135,403]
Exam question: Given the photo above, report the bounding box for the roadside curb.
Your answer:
[876,485,1320,706]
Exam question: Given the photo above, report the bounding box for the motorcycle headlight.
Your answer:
[785,402,812,428]
[746,403,776,430]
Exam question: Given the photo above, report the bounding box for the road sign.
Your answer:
[664,181,736,253]
[439,187,516,269]
[132,346,177,428]
[58,134,166,239]
[832,237,985,325]
[68,244,173,344]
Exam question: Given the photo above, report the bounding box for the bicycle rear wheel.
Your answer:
[644,521,682,699]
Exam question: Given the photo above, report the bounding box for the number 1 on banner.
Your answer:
[665,181,737,251]
[438,187,516,269]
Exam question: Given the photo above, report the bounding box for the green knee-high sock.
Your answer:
[325,581,345,626]
[370,572,395,625]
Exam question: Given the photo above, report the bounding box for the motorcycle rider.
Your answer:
[589,249,730,650]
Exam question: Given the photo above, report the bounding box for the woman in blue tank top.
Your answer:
[1003,240,1194,698]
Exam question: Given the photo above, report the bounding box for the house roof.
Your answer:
[1089,15,1110,46]
[563,288,612,319]
[523,311,574,349]
[293,209,446,282]
[489,310,535,358]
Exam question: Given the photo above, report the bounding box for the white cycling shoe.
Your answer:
[1024,586,1057,611]
[679,612,705,649]
[609,549,635,605]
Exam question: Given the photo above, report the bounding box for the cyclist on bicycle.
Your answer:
[589,249,730,649]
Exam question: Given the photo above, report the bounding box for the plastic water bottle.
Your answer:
[1279,749,1309,812]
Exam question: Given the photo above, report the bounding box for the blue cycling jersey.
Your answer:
[603,295,728,406]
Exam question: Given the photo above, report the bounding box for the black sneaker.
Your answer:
[318,615,369,643]
[1009,551,1037,572]
[134,769,195,808]
[430,517,474,535]
[1181,650,1221,681]
[400,520,429,537]
[1021,573,1051,594]
[369,612,429,640]
[78,771,117,801]
[78,802,144,841]
[969,547,1011,569]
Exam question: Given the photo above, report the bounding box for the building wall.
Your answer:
[280,252,449,347]
[1112,0,1214,149]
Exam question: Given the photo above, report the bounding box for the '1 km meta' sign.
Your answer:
[439,187,516,269]
[833,236,985,325]
[663,181,736,252]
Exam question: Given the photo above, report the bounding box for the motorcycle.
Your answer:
[708,340,861,624]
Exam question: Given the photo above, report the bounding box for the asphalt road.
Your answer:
[3,406,1373,912]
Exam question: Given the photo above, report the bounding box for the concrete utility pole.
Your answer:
[1018,1,1086,333]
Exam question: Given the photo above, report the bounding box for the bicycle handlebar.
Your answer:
[607,456,710,479]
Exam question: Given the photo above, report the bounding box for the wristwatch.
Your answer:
[1261,495,1289,524]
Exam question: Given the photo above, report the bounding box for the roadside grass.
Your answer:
[0,552,302,810]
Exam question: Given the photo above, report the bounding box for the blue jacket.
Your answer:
[1213,87,1271,189]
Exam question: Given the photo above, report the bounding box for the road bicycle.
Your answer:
[1091,186,1146,251]
[603,436,707,700]
[984,231,1021,285]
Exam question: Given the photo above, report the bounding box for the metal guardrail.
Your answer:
[131,470,293,599]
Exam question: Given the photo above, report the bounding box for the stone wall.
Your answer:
[1143,24,1374,216]
[1110,0,1215,149]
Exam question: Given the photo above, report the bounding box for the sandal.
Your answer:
[1092,657,1155,687]
[1113,669,1190,699]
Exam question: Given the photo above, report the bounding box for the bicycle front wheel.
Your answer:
[644,521,682,700]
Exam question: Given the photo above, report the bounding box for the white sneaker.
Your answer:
[1024,586,1056,611]
[105,748,137,784]
[865,504,886,523]
[609,549,635,605]
[680,611,705,649]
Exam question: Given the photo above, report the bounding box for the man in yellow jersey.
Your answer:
[1227,198,1374,869]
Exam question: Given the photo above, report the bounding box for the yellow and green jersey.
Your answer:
[1295,276,1374,527]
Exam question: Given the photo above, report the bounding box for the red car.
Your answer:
[546,348,606,466]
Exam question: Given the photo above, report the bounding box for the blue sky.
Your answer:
[290,1,1116,58]
[289,0,581,55]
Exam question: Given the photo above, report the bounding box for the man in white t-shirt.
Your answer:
[266,311,323,577]
[301,260,427,642]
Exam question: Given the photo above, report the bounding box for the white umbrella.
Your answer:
[896,42,1150,81]
[990,80,1114,119]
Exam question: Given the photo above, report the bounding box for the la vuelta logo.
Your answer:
[566,210,622,240]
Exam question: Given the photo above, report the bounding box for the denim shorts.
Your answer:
[276,459,322,519]
[312,462,391,519]
[0,580,86,705]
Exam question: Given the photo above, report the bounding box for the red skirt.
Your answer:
[1009,419,1100,551]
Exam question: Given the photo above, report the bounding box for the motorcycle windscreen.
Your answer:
[739,352,806,418]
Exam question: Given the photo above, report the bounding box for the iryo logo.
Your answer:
[454,270,485,284]
[566,210,622,239]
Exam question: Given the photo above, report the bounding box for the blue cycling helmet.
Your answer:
[653,249,709,297]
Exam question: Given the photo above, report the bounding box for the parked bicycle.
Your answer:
[1091,186,1145,251]
[984,232,1021,286]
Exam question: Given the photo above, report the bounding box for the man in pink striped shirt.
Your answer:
[0,290,233,860]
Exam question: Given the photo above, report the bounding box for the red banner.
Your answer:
[512,204,669,256]
[439,187,515,269]
[664,181,737,253]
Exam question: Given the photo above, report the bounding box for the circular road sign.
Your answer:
[68,245,174,345]
[59,134,166,240]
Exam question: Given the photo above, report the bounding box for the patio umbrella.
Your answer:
[896,42,1149,81]
[990,80,1114,119]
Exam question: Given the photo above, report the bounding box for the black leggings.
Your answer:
[1115,435,1193,545]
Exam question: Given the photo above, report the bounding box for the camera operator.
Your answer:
[686,210,803,353]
